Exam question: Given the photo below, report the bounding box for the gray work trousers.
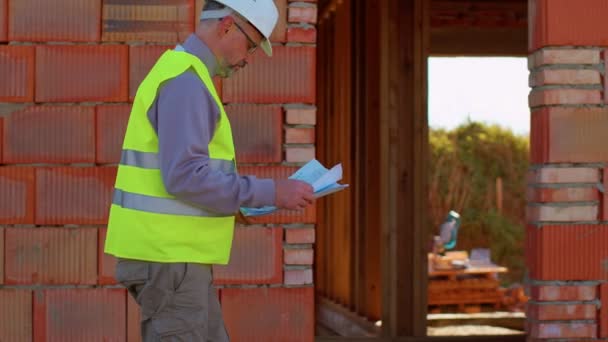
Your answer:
[115,258,230,342]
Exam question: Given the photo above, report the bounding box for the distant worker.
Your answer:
[434,210,461,255]
[104,1,314,341]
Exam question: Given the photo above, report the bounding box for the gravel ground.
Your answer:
[428,325,524,336]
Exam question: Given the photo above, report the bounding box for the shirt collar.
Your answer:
[181,34,219,77]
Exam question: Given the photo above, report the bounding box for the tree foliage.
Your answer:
[428,121,529,284]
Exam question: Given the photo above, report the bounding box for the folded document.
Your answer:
[240,159,349,217]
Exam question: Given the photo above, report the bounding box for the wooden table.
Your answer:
[428,253,508,312]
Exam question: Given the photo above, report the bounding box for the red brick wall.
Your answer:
[528,0,608,340]
[0,0,317,341]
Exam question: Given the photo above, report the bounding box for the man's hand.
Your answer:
[275,179,314,210]
[235,210,252,225]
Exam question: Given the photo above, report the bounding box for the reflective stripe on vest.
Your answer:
[120,150,235,173]
[112,188,227,217]
[117,150,236,216]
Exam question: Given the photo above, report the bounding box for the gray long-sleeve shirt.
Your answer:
[146,34,275,214]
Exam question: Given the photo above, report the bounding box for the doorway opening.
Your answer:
[426,56,529,337]
[314,0,528,340]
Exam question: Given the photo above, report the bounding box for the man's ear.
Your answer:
[216,16,235,38]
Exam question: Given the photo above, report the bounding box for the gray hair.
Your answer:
[200,0,234,21]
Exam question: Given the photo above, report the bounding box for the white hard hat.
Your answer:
[201,0,279,56]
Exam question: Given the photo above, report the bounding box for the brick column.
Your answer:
[527,0,608,340]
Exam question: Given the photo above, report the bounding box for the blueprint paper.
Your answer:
[312,164,342,192]
[240,159,348,217]
[314,183,349,198]
[288,159,328,185]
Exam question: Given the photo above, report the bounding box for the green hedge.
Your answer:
[429,122,529,285]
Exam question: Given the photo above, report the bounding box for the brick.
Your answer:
[532,49,601,67]
[529,89,601,107]
[0,167,35,224]
[8,0,100,41]
[3,106,95,164]
[0,103,28,116]
[34,288,126,342]
[531,107,608,163]
[5,228,97,285]
[0,117,3,162]
[530,167,600,184]
[529,0,608,51]
[226,105,283,163]
[288,6,317,24]
[604,50,608,105]
[530,108,549,165]
[98,228,117,285]
[0,289,32,342]
[246,207,316,225]
[0,46,35,102]
[127,294,142,342]
[0,228,3,284]
[285,228,315,244]
[267,211,316,225]
[36,45,128,102]
[528,322,596,339]
[531,285,597,301]
[528,0,541,53]
[604,168,608,222]
[530,69,600,87]
[526,225,608,280]
[129,45,172,101]
[527,187,599,203]
[601,283,608,338]
[271,0,288,43]
[284,248,314,265]
[287,26,317,43]
[0,0,5,41]
[223,46,316,104]
[284,268,313,285]
[286,127,315,144]
[527,54,536,71]
[213,77,222,99]
[526,205,597,222]
[102,0,194,42]
[285,107,316,125]
[194,0,203,23]
[238,166,316,224]
[286,146,315,163]
[213,227,283,284]
[35,167,117,225]
[96,105,131,164]
[222,287,314,342]
[525,225,538,278]
[527,303,596,321]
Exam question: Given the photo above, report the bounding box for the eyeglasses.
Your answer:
[234,21,258,54]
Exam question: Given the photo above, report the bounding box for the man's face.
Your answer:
[216,16,264,78]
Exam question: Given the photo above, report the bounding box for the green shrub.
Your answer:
[429,121,528,285]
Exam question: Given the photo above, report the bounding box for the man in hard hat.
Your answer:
[104,0,314,340]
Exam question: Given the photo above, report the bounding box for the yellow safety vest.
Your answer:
[105,49,236,265]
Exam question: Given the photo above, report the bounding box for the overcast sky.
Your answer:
[428,57,530,136]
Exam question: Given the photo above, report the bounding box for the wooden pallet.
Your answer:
[428,252,508,313]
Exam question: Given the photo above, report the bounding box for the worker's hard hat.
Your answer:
[201,0,279,56]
